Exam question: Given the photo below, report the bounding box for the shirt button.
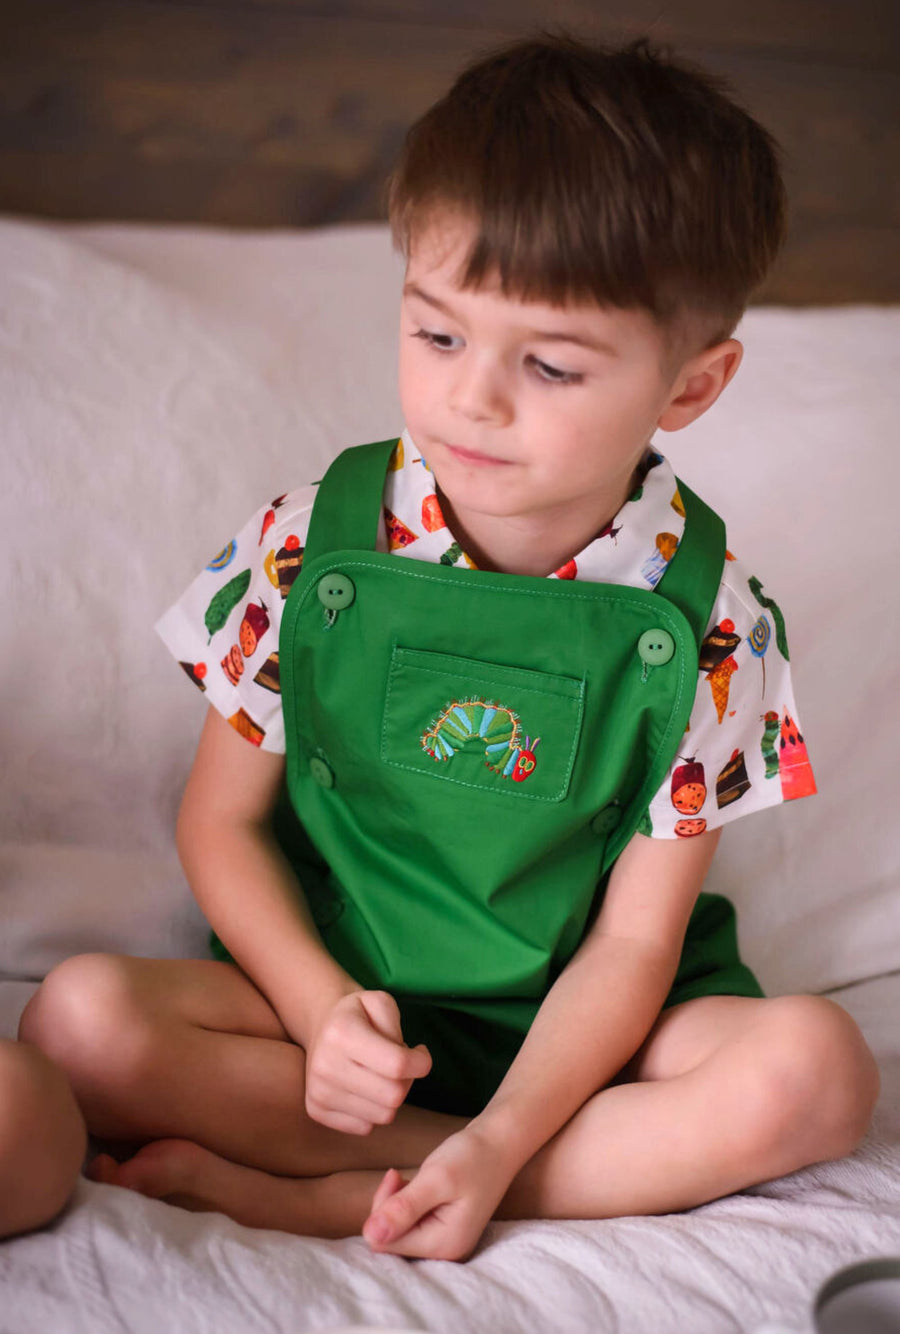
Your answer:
[590,805,622,837]
[316,573,355,611]
[309,755,335,789]
[637,628,676,668]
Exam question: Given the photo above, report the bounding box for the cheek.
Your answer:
[398,350,432,423]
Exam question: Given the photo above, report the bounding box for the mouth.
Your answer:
[445,443,512,467]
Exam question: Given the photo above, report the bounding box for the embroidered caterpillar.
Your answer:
[421,699,540,782]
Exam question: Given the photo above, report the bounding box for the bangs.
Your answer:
[388,36,785,348]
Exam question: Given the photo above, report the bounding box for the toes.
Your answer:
[86,1152,120,1185]
[87,1139,202,1201]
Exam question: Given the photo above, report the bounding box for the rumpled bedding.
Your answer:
[0,216,897,1333]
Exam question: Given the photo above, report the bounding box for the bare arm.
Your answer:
[473,827,722,1170]
[176,708,432,1131]
[176,706,358,1045]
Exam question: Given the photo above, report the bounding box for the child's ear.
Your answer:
[657,339,743,432]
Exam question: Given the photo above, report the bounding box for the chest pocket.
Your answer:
[381,646,585,803]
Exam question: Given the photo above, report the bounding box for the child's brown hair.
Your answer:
[388,34,787,352]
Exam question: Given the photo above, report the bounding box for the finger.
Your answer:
[307,1082,407,1130]
[374,1214,469,1262]
[346,1016,432,1083]
[305,1103,378,1136]
[369,1167,406,1216]
[358,995,433,1081]
[358,990,404,1043]
[341,1062,420,1110]
[363,1174,441,1250]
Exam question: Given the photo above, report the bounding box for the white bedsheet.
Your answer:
[0,217,897,1333]
[0,973,897,1334]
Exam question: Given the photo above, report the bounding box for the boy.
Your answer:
[20,35,878,1262]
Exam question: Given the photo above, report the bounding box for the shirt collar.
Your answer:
[381,428,687,590]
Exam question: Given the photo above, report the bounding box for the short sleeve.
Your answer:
[155,486,317,752]
[645,555,816,839]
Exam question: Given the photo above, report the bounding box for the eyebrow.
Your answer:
[403,281,621,358]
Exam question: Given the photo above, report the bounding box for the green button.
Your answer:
[637,628,676,667]
[309,756,335,788]
[317,572,355,611]
[590,805,622,837]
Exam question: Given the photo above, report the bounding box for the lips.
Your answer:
[445,443,511,467]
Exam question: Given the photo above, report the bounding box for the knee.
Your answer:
[0,1040,87,1237]
[755,995,880,1160]
[18,954,152,1085]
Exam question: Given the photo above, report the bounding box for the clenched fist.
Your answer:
[304,990,432,1134]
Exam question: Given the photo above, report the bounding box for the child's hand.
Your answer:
[362,1126,514,1261]
[304,990,431,1135]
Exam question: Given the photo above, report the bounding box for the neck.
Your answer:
[437,480,635,578]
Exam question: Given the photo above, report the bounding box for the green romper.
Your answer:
[250,440,762,1116]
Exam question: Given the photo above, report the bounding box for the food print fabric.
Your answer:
[155,430,816,838]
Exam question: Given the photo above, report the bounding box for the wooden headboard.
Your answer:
[2,0,897,303]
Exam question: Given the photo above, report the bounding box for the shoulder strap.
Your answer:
[656,479,726,647]
[303,439,398,562]
[304,448,724,648]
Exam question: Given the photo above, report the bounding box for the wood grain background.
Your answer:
[1,0,897,303]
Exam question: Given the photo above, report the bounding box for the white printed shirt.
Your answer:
[156,429,816,838]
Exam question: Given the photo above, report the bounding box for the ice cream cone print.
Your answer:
[700,618,741,724]
[389,438,404,470]
[706,657,738,723]
[779,710,817,800]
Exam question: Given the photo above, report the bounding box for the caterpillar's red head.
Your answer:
[512,736,540,783]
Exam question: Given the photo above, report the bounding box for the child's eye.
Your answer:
[412,328,463,353]
[528,355,582,386]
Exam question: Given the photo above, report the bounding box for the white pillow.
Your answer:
[1,216,897,997]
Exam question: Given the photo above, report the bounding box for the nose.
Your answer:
[448,353,512,425]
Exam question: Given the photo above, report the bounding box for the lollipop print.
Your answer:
[748,614,771,696]
[748,577,789,660]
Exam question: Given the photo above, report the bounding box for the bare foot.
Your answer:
[87,1139,224,1210]
[88,1139,394,1238]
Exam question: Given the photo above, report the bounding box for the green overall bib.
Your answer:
[265,440,762,1116]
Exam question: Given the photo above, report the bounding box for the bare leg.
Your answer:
[0,1039,87,1238]
[88,1140,396,1238]
[19,954,461,1176]
[77,993,878,1237]
[501,993,879,1220]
